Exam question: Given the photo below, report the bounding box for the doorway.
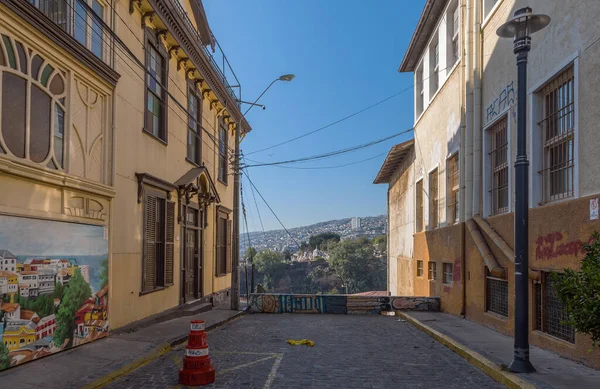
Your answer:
[184,205,202,302]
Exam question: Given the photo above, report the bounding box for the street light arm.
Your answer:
[243,78,279,117]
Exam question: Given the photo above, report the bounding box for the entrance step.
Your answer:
[181,302,212,316]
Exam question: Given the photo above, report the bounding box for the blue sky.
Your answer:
[204,1,425,231]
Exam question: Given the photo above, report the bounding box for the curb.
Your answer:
[396,312,536,389]
[81,310,246,389]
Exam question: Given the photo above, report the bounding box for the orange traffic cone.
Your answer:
[179,320,216,386]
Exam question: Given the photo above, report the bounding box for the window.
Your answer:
[416,66,424,118]
[483,0,500,19]
[447,2,460,66]
[187,85,202,165]
[489,116,509,214]
[0,34,66,169]
[216,209,232,276]
[145,32,168,142]
[443,263,453,284]
[142,192,175,292]
[74,0,104,59]
[218,123,228,183]
[535,272,575,343]
[429,38,439,97]
[428,262,437,280]
[447,154,459,224]
[486,269,508,317]
[429,169,439,229]
[416,179,424,232]
[416,260,424,277]
[538,66,575,203]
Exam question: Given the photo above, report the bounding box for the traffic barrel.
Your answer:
[179,320,215,386]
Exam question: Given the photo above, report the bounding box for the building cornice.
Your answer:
[0,0,120,87]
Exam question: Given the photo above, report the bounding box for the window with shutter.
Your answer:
[142,190,173,292]
[165,200,175,285]
[226,219,232,273]
[143,193,157,292]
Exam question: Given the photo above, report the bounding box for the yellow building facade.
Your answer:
[3,325,36,351]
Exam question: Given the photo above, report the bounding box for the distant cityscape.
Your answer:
[240,215,387,256]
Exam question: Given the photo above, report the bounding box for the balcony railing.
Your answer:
[170,0,242,105]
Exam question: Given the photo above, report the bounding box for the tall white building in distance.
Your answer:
[351,217,361,230]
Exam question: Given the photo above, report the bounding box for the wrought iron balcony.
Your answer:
[170,0,242,105]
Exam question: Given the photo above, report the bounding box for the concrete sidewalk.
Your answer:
[404,311,600,389]
[0,309,243,389]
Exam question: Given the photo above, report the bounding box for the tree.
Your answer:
[373,235,387,253]
[253,250,284,290]
[308,233,341,250]
[53,280,64,300]
[0,343,10,371]
[283,250,292,261]
[328,238,386,294]
[54,269,92,346]
[99,258,109,289]
[245,247,257,263]
[552,232,600,346]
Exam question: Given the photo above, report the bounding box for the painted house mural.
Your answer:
[0,215,108,371]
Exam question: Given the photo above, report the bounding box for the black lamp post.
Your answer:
[496,7,550,374]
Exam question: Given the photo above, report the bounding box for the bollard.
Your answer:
[179,320,216,386]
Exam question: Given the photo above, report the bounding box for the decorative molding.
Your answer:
[64,195,106,220]
[129,0,142,14]
[141,11,155,29]
[135,172,177,203]
[0,0,120,86]
[156,29,168,41]
[177,57,188,71]
[168,45,180,59]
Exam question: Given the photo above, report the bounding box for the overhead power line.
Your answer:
[257,150,389,170]
[242,127,414,168]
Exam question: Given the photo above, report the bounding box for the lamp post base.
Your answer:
[508,357,536,373]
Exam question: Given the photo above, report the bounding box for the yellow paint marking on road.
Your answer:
[211,351,280,356]
[263,353,284,389]
[216,354,278,376]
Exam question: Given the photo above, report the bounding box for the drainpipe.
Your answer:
[464,0,474,221]
[472,0,483,217]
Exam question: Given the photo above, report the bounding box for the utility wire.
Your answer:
[242,155,266,237]
[242,170,301,248]
[257,150,389,170]
[244,64,454,156]
[242,127,413,168]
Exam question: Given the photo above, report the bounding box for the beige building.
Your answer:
[378,0,600,368]
[0,0,248,371]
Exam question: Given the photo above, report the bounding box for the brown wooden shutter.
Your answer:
[226,219,232,273]
[143,194,157,292]
[165,200,175,285]
[215,217,221,276]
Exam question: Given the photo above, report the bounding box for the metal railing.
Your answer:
[170,0,241,105]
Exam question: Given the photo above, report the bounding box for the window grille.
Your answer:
[486,270,508,317]
[538,66,575,203]
[417,260,424,277]
[489,116,509,215]
[416,179,424,232]
[428,262,437,280]
[429,169,439,229]
[448,154,459,224]
[534,272,575,343]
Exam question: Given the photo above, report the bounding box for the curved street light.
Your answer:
[242,74,295,116]
[496,7,550,374]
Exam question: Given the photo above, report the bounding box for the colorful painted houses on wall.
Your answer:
[0,250,17,273]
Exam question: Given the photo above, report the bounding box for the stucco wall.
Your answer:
[110,1,234,329]
[387,149,415,295]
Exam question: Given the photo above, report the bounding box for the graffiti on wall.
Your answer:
[249,294,440,314]
[535,232,593,261]
[486,81,515,123]
[0,215,108,371]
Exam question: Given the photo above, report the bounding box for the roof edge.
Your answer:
[373,139,414,184]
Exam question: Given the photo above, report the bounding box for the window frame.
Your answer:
[416,259,424,278]
[218,121,228,184]
[442,262,453,285]
[534,271,575,343]
[485,268,508,317]
[488,115,509,216]
[428,261,437,281]
[186,81,202,166]
[415,178,424,233]
[429,168,439,230]
[215,207,232,277]
[143,28,169,144]
[447,153,459,224]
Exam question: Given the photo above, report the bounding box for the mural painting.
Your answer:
[249,294,440,314]
[0,215,108,371]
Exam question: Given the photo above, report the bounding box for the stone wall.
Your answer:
[248,294,440,314]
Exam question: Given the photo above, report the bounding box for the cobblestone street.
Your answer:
[105,314,505,389]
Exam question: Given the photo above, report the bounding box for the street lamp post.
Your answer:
[232,74,295,310]
[497,7,550,374]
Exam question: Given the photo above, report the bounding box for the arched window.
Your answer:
[0,33,67,170]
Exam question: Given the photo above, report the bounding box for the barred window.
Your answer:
[416,260,424,277]
[428,261,437,280]
[429,169,439,229]
[416,179,424,232]
[489,116,508,215]
[218,123,228,184]
[447,153,459,224]
[534,272,575,343]
[538,66,575,203]
[486,269,508,317]
[187,85,202,165]
[429,39,439,97]
[443,263,453,284]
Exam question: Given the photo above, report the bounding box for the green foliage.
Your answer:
[100,258,108,289]
[54,269,92,346]
[551,232,600,346]
[328,238,386,294]
[0,342,10,370]
[254,250,285,290]
[53,282,64,300]
[283,250,292,261]
[373,235,387,253]
[245,247,257,263]
[308,233,341,250]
